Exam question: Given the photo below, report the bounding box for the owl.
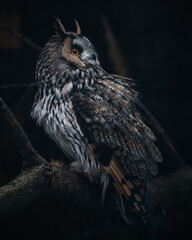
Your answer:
[31,19,164,233]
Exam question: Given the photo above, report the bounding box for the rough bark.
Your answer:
[0,97,192,219]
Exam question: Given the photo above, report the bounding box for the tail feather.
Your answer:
[104,155,166,236]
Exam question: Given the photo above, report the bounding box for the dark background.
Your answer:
[0,0,191,239]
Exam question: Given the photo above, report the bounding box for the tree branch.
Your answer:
[137,101,185,166]
[0,97,104,216]
[0,97,192,219]
[0,22,42,52]
[0,97,43,167]
[0,162,105,217]
[147,166,192,208]
[0,165,51,216]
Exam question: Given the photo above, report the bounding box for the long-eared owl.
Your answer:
[31,19,164,233]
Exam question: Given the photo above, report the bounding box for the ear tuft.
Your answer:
[54,17,67,39]
[75,19,81,35]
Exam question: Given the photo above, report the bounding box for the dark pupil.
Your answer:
[73,49,78,54]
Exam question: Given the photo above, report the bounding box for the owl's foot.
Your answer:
[70,161,98,182]
[70,161,84,173]
[51,158,68,168]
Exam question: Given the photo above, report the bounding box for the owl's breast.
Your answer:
[31,94,100,174]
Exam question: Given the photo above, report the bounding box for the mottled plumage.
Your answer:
[31,19,165,233]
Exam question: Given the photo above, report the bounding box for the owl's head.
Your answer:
[52,18,100,69]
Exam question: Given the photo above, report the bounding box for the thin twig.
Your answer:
[100,13,185,167]
[0,22,42,52]
[18,85,35,102]
[137,101,185,166]
[0,97,43,167]
[0,83,36,102]
[101,13,129,77]
[0,83,36,89]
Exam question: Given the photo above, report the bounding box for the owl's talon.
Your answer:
[70,161,83,172]
[70,161,96,181]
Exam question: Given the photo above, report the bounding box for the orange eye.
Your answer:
[71,48,79,55]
